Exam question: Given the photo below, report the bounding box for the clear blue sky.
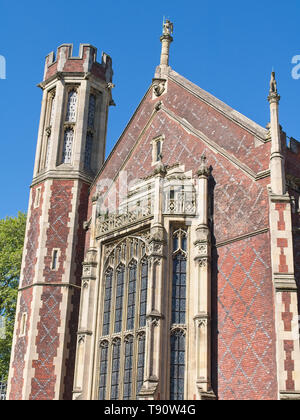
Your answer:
[0,0,299,219]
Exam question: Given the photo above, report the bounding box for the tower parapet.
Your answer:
[43,43,113,83]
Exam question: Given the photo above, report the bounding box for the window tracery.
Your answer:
[98,236,149,400]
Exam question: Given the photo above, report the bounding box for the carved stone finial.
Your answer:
[162,19,173,37]
[270,71,277,94]
[159,19,174,70]
[268,71,280,103]
[197,154,210,177]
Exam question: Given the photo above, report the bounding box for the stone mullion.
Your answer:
[39,92,53,171]
[33,88,48,176]
[193,155,215,400]
[72,248,98,400]
[139,163,166,400]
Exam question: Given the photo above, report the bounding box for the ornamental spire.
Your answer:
[159,18,173,68]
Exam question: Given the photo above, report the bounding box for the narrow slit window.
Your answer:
[20,312,27,337]
[156,140,161,161]
[51,249,59,270]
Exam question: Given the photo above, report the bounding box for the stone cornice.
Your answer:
[31,168,94,187]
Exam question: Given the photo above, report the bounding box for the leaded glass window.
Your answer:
[139,260,148,328]
[99,341,109,400]
[45,135,51,169]
[102,269,113,336]
[172,229,187,325]
[114,265,125,333]
[123,336,134,400]
[126,262,137,331]
[170,330,185,400]
[172,253,186,325]
[110,339,121,400]
[88,94,96,128]
[136,334,145,398]
[49,93,56,127]
[62,128,74,164]
[84,132,93,171]
[170,228,187,400]
[66,89,77,122]
[98,236,149,400]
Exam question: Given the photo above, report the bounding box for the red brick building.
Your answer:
[7,21,300,400]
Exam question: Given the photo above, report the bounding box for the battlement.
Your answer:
[43,43,113,83]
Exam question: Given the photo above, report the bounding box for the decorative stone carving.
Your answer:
[268,71,280,103]
[146,311,163,327]
[153,79,166,97]
[197,154,211,178]
[198,258,208,268]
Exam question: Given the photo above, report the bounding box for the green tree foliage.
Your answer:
[0,212,26,379]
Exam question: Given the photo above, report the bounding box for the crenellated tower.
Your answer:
[7,44,114,400]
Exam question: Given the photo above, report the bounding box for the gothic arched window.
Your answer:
[98,236,148,400]
[172,229,187,325]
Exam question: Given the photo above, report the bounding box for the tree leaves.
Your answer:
[0,212,26,379]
